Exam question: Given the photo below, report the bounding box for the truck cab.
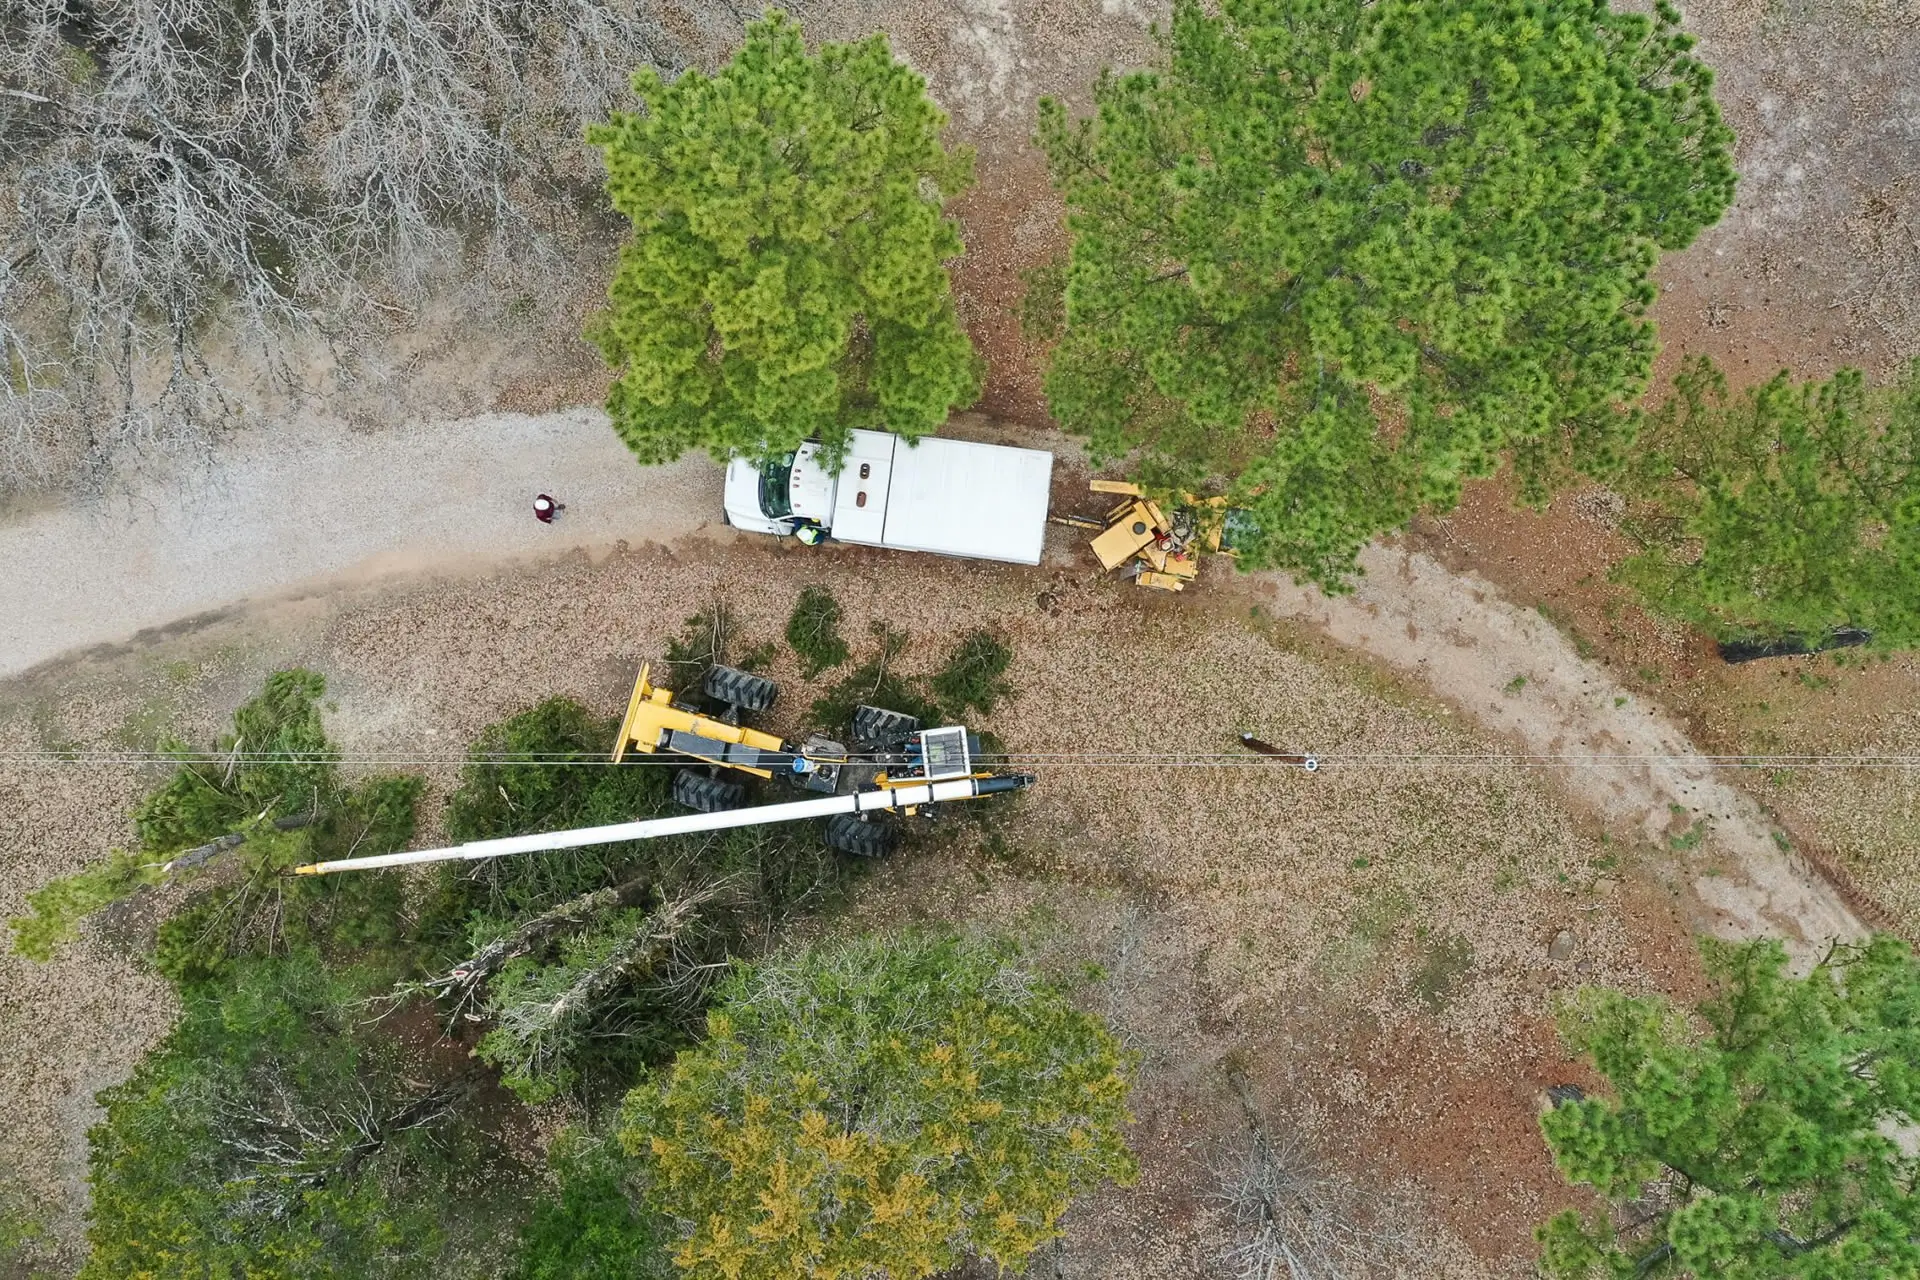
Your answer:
[724,444,836,535]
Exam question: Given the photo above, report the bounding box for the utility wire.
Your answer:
[0,750,1916,770]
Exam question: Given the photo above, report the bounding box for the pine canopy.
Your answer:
[1540,935,1920,1278]
[1036,0,1737,588]
[588,14,980,467]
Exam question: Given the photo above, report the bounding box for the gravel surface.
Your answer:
[1248,547,1869,957]
[0,409,720,680]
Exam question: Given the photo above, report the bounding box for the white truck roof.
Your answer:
[830,430,1052,565]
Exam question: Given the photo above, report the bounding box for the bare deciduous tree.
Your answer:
[1215,1068,1425,1280]
[0,0,725,484]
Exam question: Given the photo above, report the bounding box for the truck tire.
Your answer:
[851,704,921,747]
[672,770,747,814]
[825,813,897,859]
[703,665,778,713]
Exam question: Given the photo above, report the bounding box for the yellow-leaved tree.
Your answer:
[619,934,1137,1278]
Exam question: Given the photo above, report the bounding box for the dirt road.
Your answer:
[1247,549,1867,954]
[3,402,1866,956]
[0,409,721,680]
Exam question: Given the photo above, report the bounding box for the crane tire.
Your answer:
[825,813,897,859]
[672,770,748,814]
[703,665,778,713]
[851,704,921,747]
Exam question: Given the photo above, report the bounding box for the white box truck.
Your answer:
[722,429,1054,566]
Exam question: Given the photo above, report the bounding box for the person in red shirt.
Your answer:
[534,494,562,523]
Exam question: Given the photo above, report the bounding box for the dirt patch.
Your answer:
[1236,542,1867,955]
[1404,480,1920,941]
[1652,0,1920,386]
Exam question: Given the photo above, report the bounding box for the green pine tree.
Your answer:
[1035,0,1736,589]
[1538,934,1920,1278]
[1618,357,1920,649]
[588,13,980,468]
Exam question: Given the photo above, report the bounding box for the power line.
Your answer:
[0,749,1916,771]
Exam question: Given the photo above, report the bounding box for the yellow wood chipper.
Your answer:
[1060,480,1255,592]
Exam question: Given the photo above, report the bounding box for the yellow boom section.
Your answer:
[611,663,786,777]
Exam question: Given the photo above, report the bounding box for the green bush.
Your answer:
[786,585,850,677]
[929,629,1015,718]
[808,621,942,732]
[133,668,335,854]
[436,698,669,924]
[662,604,774,693]
[511,1132,669,1280]
[0,1180,54,1280]
[150,894,235,991]
[811,623,1017,732]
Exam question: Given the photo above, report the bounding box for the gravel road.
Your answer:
[0,409,723,680]
[1249,549,1868,956]
[2,406,1865,954]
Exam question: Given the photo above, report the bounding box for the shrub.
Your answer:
[786,586,851,677]
[930,629,1015,718]
[511,1132,670,1280]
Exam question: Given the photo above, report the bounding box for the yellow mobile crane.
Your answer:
[295,658,1031,876]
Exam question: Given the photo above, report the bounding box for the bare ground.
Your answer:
[3,0,1916,1271]
[2,530,1710,1274]
[1240,546,1868,953]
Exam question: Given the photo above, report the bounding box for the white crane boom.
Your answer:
[292,773,1031,876]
